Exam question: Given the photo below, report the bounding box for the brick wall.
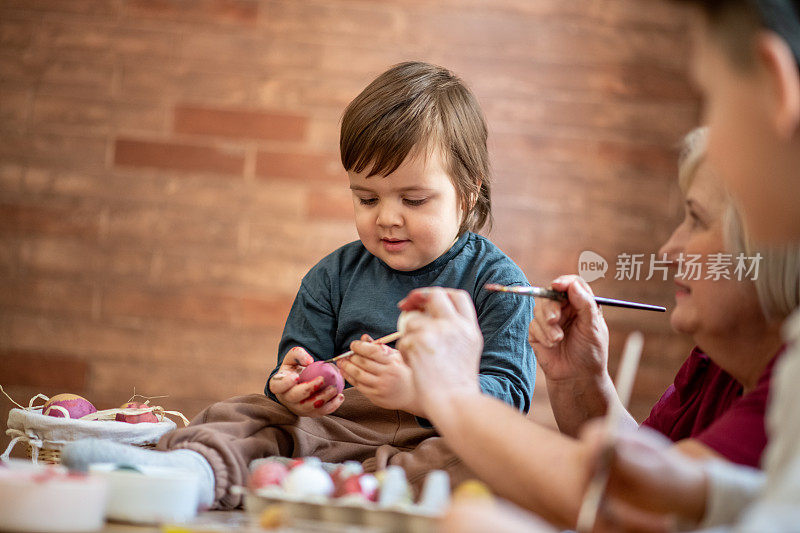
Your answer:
[0,0,697,456]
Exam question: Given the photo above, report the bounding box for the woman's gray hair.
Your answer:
[677,126,709,193]
[679,127,800,321]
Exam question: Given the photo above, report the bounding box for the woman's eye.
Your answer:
[403,198,427,207]
[688,210,705,229]
[359,197,378,206]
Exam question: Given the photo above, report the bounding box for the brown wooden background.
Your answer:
[0,0,697,456]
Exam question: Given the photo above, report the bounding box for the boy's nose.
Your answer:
[376,204,402,227]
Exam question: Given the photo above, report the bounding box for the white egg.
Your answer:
[283,464,334,498]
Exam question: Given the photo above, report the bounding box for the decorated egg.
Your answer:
[283,463,334,498]
[115,402,159,424]
[336,473,379,501]
[377,466,413,507]
[297,361,344,395]
[248,461,288,490]
[41,394,97,419]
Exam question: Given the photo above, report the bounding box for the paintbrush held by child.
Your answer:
[61,61,536,510]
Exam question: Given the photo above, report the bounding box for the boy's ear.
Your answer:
[757,31,800,140]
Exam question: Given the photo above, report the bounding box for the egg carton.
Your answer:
[243,490,438,533]
[242,458,447,533]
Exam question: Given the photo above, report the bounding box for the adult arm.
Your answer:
[397,288,589,527]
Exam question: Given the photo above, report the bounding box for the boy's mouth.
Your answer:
[381,238,410,252]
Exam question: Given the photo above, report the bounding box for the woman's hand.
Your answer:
[579,420,708,528]
[337,334,422,414]
[396,288,483,416]
[529,275,618,435]
[268,347,345,417]
[529,275,610,383]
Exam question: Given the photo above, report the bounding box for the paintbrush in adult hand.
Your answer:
[484,283,666,312]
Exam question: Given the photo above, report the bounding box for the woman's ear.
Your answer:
[757,31,800,140]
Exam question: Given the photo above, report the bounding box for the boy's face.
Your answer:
[690,18,800,243]
[348,146,463,271]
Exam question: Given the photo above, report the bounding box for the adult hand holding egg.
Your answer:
[269,347,345,417]
[396,288,483,419]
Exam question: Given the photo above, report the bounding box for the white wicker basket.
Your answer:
[3,407,177,464]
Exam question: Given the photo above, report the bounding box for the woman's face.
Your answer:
[660,162,763,339]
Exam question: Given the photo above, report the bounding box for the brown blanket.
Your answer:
[158,388,474,509]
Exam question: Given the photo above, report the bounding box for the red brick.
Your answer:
[127,0,259,26]
[247,218,358,263]
[6,313,153,360]
[0,203,101,238]
[102,287,238,326]
[104,205,240,249]
[174,106,307,141]
[19,236,152,281]
[0,132,108,170]
[32,96,165,133]
[0,278,95,316]
[114,138,245,176]
[0,350,89,390]
[255,150,345,182]
[1,0,122,16]
[239,295,294,328]
[0,89,30,126]
[306,189,354,221]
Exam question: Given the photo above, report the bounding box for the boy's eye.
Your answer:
[403,198,427,207]
[358,197,378,206]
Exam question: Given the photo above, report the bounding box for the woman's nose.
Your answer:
[659,227,685,263]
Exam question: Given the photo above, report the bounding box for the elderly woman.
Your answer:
[396,128,792,529]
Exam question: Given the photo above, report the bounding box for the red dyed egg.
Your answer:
[115,402,159,424]
[42,394,97,419]
[248,461,289,490]
[298,361,344,395]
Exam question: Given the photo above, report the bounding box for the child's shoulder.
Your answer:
[302,240,371,285]
[461,233,528,285]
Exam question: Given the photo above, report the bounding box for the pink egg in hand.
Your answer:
[42,394,97,419]
[115,402,159,424]
[297,361,344,395]
[248,461,289,490]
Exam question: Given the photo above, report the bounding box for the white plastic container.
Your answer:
[89,463,199,524]
[0,459,108,532]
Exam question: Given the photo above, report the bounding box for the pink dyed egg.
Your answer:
[248,462,289,490]
[115,402,159,424]
[42,394,97,419]
[298,361,344,395]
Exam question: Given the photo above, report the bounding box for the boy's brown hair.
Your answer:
[340,61,492,235]
[673,0,800,67]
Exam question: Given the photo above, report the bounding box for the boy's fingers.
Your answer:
[347,354,385,374]
[282,377,323,404]
[350,341,391,364]
[284,347,314,366]
[269,372,297,395]
[317,394,345,416]
[338,363,379,388]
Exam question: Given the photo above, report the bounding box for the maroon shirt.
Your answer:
[642,346,779,468]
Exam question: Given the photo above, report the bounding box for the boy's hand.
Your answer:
[336,334,421,415]
[269,347,344,417]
